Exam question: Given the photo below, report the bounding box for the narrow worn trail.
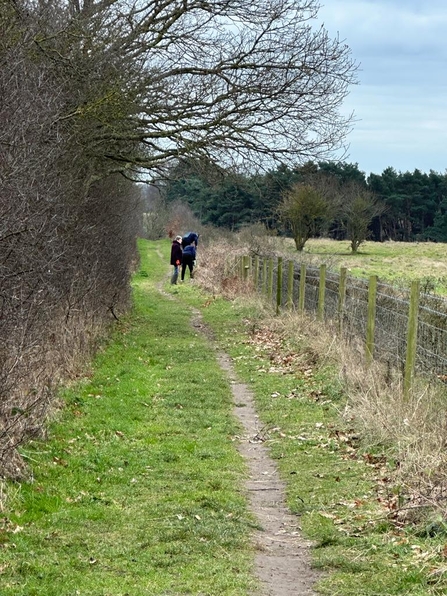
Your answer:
[190,312,320,596]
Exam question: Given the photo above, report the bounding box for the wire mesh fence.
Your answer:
[242,255,447,385]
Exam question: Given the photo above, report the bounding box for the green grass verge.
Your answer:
[1,239,257,596]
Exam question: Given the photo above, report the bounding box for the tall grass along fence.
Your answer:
[237,255,447,396]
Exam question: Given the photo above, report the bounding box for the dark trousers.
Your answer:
[181,254,194,280]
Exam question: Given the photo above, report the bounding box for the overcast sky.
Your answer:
[317,0,447,177]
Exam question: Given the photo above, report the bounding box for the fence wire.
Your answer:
[249,255,447,382]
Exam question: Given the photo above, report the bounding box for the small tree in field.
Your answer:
[278,184,331,251]
[341,185,385,252]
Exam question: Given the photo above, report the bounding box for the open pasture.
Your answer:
[291,238,447,294]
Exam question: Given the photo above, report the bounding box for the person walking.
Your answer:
[170,235,183,284]
[181,242,196,281]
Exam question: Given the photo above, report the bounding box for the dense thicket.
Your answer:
[368,167,447,241]
[0,1,141,476]
[163,161,447,242]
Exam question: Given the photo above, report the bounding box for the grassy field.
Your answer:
[2,239,447,595]
[282,238,447,293]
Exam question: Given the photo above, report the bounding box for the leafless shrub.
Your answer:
[0,4,140,479]
[235,223,279,257]
[166,202,203,242]
[195,240,257,300]
[141,189,173,240]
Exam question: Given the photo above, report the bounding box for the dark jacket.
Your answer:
[170,240,183,265]
[182,244,196,259]
[182,232,199,248]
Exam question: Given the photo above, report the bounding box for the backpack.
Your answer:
[182,232,198,248]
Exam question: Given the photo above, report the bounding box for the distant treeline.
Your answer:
[163,161,447,242]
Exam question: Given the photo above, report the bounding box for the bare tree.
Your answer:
[35,0,357,178]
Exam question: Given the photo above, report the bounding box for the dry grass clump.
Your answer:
[282,313,447,509]
[196,239,260,300]
[264,310,447,516]
[343,356,447,517]
[285,316,447,516]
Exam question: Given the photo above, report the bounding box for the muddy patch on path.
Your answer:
[191,314,320,596]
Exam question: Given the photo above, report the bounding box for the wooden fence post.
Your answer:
[243,256,249,281]
[338,267,347,334]
[276,257,283,315]
[317,264,326,321]
[287,260,294,310]
[262,258,267,295]
[254,255,259,289]
[404,280,420,399]
[366,275,377,364]
[268,258,274,301]
[298,263,306,312]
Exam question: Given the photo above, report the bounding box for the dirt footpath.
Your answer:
[192,313,320,596]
